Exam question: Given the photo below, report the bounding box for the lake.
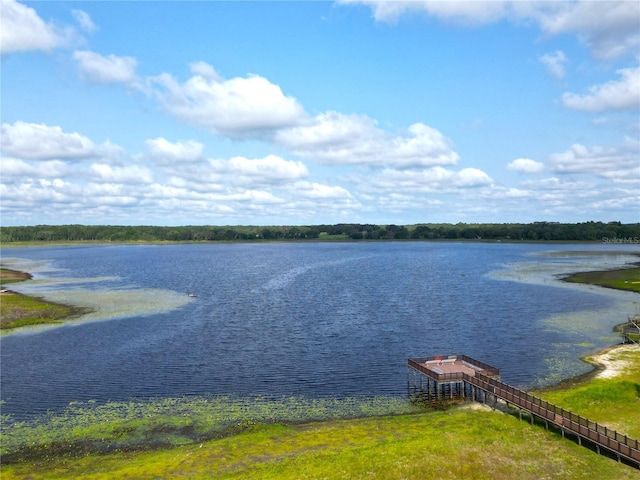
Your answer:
[1,242,638,419]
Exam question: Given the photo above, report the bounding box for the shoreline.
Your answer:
[586,343,638,379]
[540,341,638,394]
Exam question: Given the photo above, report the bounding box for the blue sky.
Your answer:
[1,0,639,226]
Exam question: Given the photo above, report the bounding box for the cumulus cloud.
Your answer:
[73,50,139,85]
[149,62,306,137]
[535,1,640,61]
[338,0,640,60]
[366,166,493,193]
[275,111,459,168]
[548,137,640,184]
[1,121,97,160]
[206,155,309,189]
[293,181,351,199]
[338,0,512,25]
[507,158,545,174]
[455,168,493,187]
[0,0,77,54]
[539,50,567,79]
[562,65,640,112]
[145,137,204,163]
[188,61,222,81]
[0,1,96,56]
[89,163,154,184]
[226,155,308,180]
[0,158,69,179]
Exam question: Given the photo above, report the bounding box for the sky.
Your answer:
[1,0,639,226]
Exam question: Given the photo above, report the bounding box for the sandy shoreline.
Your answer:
[586,343,638,379]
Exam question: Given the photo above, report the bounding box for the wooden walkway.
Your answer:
[408,355,640,469]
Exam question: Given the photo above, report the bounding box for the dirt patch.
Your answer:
[0,268,32,284]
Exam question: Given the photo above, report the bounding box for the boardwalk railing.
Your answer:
[463,372,640,467]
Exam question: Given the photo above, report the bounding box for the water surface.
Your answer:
[1,242,638,418]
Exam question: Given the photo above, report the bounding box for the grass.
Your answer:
[563,267,640,293]
[0,292,89,329]
[2,403,638,479]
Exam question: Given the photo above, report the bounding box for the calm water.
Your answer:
[1,242,638,419]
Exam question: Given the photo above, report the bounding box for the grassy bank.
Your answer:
[535,345,640,439]
[563,266,640,293]
[0,269,89,329]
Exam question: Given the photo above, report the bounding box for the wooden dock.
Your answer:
[408,355,640,469]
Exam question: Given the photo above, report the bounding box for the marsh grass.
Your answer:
[3,408,638,480]
[0,396,419,463]
[563,267,640,293]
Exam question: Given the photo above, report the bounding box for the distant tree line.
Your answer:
[1,222,639,243]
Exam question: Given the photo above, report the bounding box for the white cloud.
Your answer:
[275,111,459,168]
[89,164,154,184]
[145,137,204,163]
[149,63,306,137]
[203,155,308,189]
[520,176,590,191]
[73,50,139,85]
[339,0,640,60]
[548,137,640,184]
[0,0,76,54]
[226,155,308,180]
[71,9,96,34]
[507,158,545,174]
[293,181,351,199]
[338,0,511,25]
[188,61,222,81]
[366,166,493,193]
[0,158,69,179]
[454,168,493,187]
[1,121,96,160]
[562,65,640,112]
[535,1,640,61]
[539,50,567,79]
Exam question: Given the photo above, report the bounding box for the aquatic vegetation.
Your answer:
[0,395,419,463]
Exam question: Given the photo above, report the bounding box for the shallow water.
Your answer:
[1,242,638,418]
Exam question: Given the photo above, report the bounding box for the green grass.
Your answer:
[0,268,89,329]
[563,267,640,293]
[0,293,87,329]
[3,407,637,479]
